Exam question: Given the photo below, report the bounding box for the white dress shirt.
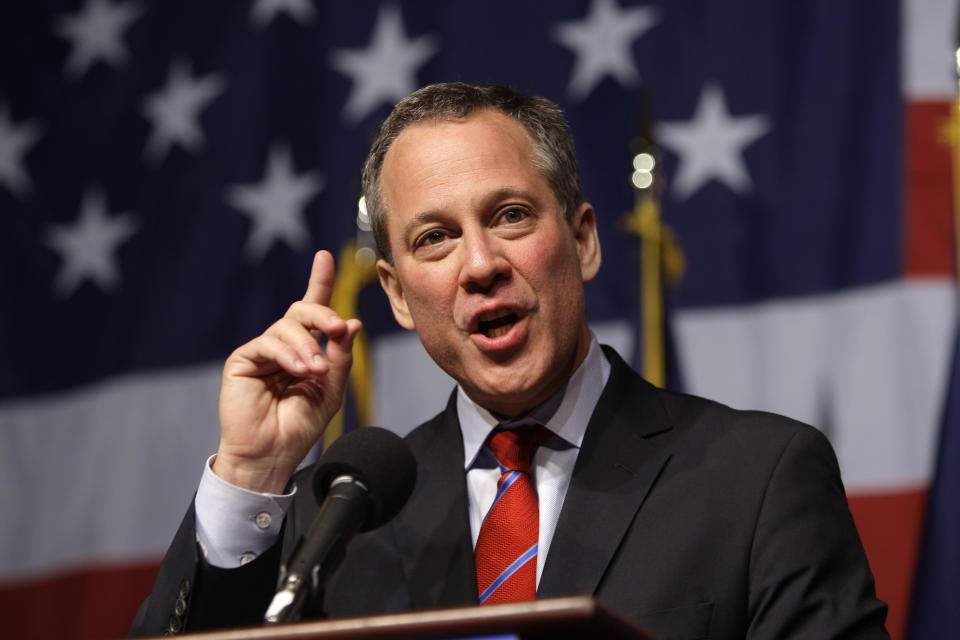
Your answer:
[194,336,610,581]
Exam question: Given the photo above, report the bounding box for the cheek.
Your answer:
[535,239,583,287]
[401,274,455,326]
[532,248,587,320]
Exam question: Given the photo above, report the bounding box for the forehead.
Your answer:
[379,110,543,211]
[388,110,533,167]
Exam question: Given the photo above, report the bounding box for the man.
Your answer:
[131,83,889,638]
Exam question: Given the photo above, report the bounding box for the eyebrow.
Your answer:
[483,187,540,209]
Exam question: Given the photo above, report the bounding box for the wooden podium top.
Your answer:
[161,596,655,640]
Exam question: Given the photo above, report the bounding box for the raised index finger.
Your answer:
[303,250,335,306]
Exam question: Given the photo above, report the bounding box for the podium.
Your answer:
[163,596,655,640]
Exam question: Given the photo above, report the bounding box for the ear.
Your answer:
[376,258,416,331]
[570,202,601,282]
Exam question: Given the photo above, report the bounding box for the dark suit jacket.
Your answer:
[131,347,889,639]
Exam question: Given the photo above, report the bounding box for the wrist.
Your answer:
[211,451,294,495]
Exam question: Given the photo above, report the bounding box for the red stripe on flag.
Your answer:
[904,101,955,278]
[0,559,160,639]
[848,488,928,640]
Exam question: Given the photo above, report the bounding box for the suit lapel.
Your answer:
[538,348,673,598]
[393,393,478,609]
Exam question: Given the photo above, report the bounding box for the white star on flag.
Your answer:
[329,4,439,123]
[141,60,227,164]
[0,103,43,198]
[250,0,315,28]
[553,0,658,100]
[656,83,772,200]
[53,0,143,80]
[44,189,138,298]
[225,143,324,261]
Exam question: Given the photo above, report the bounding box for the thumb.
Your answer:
[324,318,363,369]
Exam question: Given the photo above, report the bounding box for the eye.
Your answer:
[500,208,528,224]
[416,229,447,247]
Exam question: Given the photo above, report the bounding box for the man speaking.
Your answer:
[130,83,889,639]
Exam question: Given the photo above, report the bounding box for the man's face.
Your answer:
[376,110,601,417]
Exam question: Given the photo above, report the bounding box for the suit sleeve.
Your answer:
[746,426,889,639]
[128,502,282,637]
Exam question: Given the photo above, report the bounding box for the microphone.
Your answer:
[264,427,417,624]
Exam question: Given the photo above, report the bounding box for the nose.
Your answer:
[457,229,510,293]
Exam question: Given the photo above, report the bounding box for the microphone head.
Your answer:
[313,426,417,531]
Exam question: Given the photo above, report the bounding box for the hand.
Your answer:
[213,250,363,493]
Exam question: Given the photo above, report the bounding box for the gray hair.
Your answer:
[361,82,585,263]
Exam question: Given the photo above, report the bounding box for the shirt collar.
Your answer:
[458,336,611,470]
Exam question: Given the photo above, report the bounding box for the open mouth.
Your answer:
[477,309,519,338]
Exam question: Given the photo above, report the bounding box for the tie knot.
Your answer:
[487,426,549,474]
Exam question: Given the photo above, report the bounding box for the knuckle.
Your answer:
[299,336,322,354]
[286,300,305,317]
[265,317,288,335]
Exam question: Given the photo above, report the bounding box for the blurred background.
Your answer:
[1,1,957,638]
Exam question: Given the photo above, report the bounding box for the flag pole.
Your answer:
[324,197,379,449]
[620,98,684,389]
[622,142,665,387]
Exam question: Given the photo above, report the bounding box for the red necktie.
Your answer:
[474,426,549,605]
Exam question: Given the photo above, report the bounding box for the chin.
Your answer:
[473,375,553,416]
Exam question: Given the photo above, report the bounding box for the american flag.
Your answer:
[0,1,955,638]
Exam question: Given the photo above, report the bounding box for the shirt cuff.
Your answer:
[194,454,296,568]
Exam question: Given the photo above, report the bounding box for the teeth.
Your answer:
[479,309,512,322]
[477,309,518,338]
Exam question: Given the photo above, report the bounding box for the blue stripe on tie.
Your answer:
[478,543,538,604]
[481,471,520,526]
